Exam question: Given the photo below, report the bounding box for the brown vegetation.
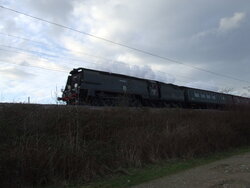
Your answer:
[0,104,250,187]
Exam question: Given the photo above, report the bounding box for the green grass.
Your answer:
[73,146,250,188]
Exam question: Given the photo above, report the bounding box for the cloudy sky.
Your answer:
[0,0,250,103]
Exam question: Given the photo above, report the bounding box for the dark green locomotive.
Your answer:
[58,68,250,108]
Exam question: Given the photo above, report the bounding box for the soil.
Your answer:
[131,152,250,188]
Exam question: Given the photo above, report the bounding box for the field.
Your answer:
[0,103,250,187]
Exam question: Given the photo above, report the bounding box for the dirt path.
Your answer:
[131,152,250,188]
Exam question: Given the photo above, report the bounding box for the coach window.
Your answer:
[194,92,200,98]
[123,85,127,93]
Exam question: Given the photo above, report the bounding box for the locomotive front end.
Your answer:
[58,68,83,105]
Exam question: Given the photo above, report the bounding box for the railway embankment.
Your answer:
[0,103,250,187]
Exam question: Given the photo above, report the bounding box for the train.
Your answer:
[58,67,250,108]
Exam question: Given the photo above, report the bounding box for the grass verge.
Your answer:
[78,146,250,188]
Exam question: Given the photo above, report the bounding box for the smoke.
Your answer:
[231,86,250,97]
[87,60,175,84]
[185,80,219,92]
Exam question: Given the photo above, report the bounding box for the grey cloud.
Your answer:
[22,0,75,23]
[0,67,35,79]
[219,12,246,32]
[65,0,250,91]
[68,1,249,89]
[1,0,250,102]
[0,7,20,34]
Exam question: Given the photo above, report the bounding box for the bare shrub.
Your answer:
[0,104,250,187]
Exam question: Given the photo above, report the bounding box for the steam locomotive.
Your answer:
[58,68,250,108]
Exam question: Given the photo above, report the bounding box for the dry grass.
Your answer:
[0,104,250,187]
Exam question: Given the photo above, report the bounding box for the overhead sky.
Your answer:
[0,0,250,103]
